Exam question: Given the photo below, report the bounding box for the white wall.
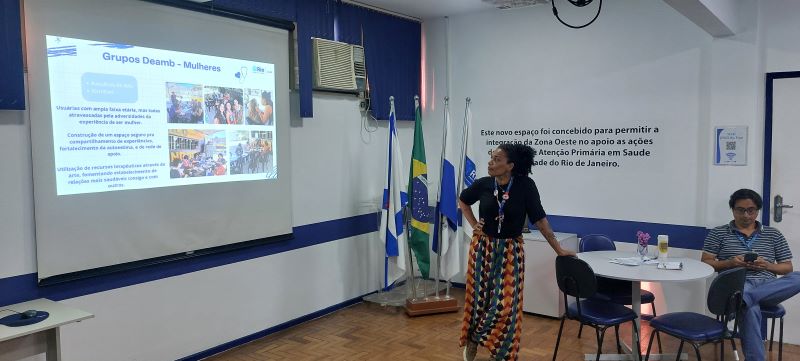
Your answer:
[7,0,800,359]
[703,0,760,227]
[443,1,712,225]
[0,87,429,360]
[420,0,800,344]
[0,107,36,279]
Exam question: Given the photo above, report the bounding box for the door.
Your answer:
[765,72,800,345]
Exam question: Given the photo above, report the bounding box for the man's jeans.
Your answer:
[740,272,800,360]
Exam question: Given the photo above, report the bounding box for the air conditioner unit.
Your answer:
[312,38,366,94]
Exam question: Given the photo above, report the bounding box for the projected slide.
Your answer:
[46,35,277,195]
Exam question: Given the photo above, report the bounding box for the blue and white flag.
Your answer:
[379,98,408,287]
[434,100,462,280]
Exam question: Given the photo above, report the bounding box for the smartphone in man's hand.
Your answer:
[744,252,758,263]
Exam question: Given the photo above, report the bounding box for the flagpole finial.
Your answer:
[389,96,395,102]
[444,96,449,104]
[466,97,471,103]
[414,95,419,101]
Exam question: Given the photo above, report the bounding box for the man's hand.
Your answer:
[748,257,770,272]
[729,255,750,268]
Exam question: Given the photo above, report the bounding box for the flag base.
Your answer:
[404,296,459,317]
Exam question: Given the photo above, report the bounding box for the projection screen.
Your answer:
[25,0,293,280]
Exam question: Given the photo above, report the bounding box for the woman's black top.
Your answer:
[459,176,547,239]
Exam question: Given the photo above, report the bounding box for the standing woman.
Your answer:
[259,91,274,126]
[459,143,574,361]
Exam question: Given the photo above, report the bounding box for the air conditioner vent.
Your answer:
[312,38,366,93]
[353,46,366,77]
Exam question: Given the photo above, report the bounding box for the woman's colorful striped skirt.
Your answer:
[459,233,525,361]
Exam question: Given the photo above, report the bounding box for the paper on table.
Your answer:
[609,257,642,266]
[657,261,683,270]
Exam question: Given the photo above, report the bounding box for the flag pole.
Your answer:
[400,96,419,300]
[384,96,402,292]
[404,95,458,316]
[382,97,394,292]
[365,96,413,307]
[451,97,472,298]
[413,95,429,300]
[433,96,449,298]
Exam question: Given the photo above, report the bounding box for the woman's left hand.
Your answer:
[556,248,576,257]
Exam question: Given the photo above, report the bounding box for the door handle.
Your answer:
[774,195,794,223]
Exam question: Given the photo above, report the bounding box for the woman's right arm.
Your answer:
[458,199,483,233]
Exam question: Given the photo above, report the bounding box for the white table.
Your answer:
[0,299,93,361]
[577,251,714,361]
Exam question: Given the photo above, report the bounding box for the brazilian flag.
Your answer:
[407,97,433,278]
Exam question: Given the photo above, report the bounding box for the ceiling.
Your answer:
[348,0,503,19]
[348,0,743,37]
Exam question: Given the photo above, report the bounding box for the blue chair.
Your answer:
[578,234,662,352]
[552,256,641,361]
[762,304,785,361]
[644,267,746,361]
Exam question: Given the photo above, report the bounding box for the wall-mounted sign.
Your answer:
[714,126,747,166]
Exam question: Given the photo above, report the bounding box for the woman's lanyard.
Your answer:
[493,176,514,233]
[736,231,758,251]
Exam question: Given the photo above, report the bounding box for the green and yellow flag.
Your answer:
[407,97,432,278]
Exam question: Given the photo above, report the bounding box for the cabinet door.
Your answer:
[521,234,577,317]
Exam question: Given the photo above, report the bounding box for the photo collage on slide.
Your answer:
[166,82,275,179]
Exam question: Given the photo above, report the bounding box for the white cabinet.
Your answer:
[521,232,578,317]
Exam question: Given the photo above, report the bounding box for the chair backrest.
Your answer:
[555,256,597,298]
[707,267,746,317]
[579,234,616,252]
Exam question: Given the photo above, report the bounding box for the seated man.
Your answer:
[701,188,800,361]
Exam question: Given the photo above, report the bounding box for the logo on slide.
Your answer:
[235,67,248,83]
[251,65,265,74]
[48,38,77,57]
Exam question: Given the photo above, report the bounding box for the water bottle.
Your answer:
[658,235,669,264]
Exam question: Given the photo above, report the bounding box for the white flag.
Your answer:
[437,100,462,280]
[378,99,408,286]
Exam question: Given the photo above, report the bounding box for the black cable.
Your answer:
[551,0,603,29]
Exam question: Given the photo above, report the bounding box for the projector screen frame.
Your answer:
[38,233,294,286]
[26,0,297,283]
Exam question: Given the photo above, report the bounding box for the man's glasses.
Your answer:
[733,207,759,215]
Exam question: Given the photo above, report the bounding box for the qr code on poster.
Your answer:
[726,141,736,150]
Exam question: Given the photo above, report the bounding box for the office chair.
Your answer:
[762,304,785,361]
[578,234,662,352]
[644,267,746,361]
[553,255,641,361]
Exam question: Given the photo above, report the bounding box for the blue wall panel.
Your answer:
[1,0,25,110]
